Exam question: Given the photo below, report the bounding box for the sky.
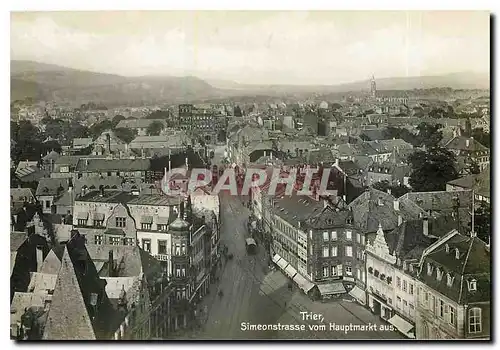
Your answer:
[10,11,490,85]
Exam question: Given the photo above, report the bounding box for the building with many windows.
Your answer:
[415,231,490,339]
[178,104,227,144]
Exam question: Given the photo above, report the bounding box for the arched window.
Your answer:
[469,308,482,333]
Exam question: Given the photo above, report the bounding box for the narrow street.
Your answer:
[178,192,405,340]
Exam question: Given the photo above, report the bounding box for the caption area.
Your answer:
[240,322,394,334]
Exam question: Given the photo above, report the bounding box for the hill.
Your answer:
[11,60,490,105]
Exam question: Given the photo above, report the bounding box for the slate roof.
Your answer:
[75,158,150,172]
[420,234,490,304]
[11,188,35,203]
[41,151,60,162]
[74,177,123,194]
[39,250,62,275]
[115,118,167,129]
[27,272,58,293]
[360,129,389,141]
[43,237,120,340]
[443,136,489,152]
[306,204,352,230]
[72,138,93,148]
[348,188,424,233]
[366,139,413,153]
[273,194,325,227]
[36,178,69,197]
[15,161,39,178]
[11,231,27,252]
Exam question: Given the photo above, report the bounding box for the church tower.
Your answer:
[370,75,377,98]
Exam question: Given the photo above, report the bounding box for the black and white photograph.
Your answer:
[8,9,491,341]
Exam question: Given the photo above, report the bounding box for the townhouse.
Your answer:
[415,231,490,339]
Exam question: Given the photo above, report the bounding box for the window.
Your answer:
[323,231,329,241]
[436,268,443,281]
[397,296,401,307]
[45,200,51,209]
[181,244,187,254]
[331,231,337,240]
[345,266,352,276]
[157,224,168,232]
[93,220,104,227]
[345,230,352,240]
[403,280,407,292]
[331,246,338,257]
[468,279,477,292]
[357,268,361,280]
[331,266,338,276]
[78,219,87,226]
[109,237,121,245]
[361,235,365,245]
[323,246,329,257]
[469,308,482,333]
[175,265,181,277]
[447,273,455,287]
[337,264,343,276]
[175,244,181,255]
[94,235,103,245]
[124,238,134,246]
[397,277,401,289]
[142,239,151,253]
[323,267,329,277]
[141,223,152,230]
[427,263,433,276]
[356,233,360,243]
[158,240,167,255]
[409,284,414,295]
[449,306,456,326]
[345,246,352,257]
[439,300,445,318]
[116,217,126,227]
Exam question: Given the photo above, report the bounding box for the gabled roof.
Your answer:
[39,250,62,275]
[41,151,60,162]
[43,247,96,340]
[348,188,424,233]
[442,136,489,152]
[11,188,35,202]
[36,178,69,197]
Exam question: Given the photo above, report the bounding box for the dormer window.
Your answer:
[446,273,455,287]
[427,263,433,276]
[445,244,449,253]
[436,268,443,281]
[455,248,460,260]
[468,279,477,292]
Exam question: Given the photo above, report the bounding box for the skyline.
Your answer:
[11,11,490,85]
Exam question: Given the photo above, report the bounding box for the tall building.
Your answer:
[178,104,227,144]
[371,75,377,98]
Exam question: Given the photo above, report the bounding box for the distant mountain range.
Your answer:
[11,60,490,105]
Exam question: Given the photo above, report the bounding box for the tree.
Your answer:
[112,115,126,127]
[89,120,114,139]
[147,121,164,136]
[146,110,170,119]
[114,128,137,144]
[472,203,491,243]
[372,180,410,198]
[416,122,443,148]
[408,147,458,191]
[471,128,490,148]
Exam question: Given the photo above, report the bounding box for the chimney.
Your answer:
[393,199,400,211]
[108,250,114,277]
[36,246,44,272]
[141,147,145,159]
[398,214,402,226]
[466,139,470,148]
[387,188,392,195]
[423,217,429,236]
[106,133,111,154]
[343,194,347,202]
[335,158,339,167]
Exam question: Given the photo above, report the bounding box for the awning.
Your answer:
[76,212,88,220]
[317,282,346,296]
[272,253,282,264]
[388,315,415,338]
[141,215,153,224]
[349,285,366,304]
[276,258,289,271]
[293,274,315,293]
[93,212,104,221]
[284,265,297,278]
